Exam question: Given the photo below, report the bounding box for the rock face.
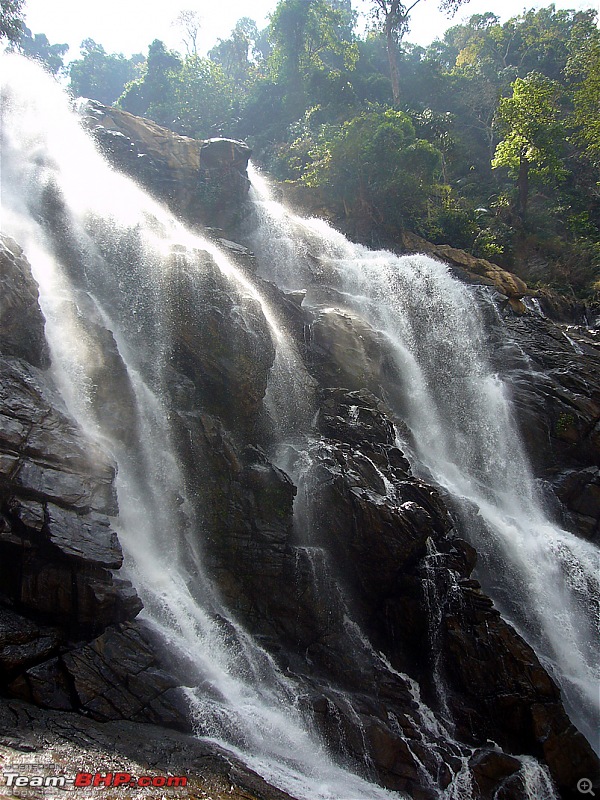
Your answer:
[1,105,599,800]
[488,306,600,543]
[0,234,188,731]
[83,101,251,229]
[0,237,49,368]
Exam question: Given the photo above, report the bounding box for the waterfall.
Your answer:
[1,55,405,800]
[247,166,600,751]
[2,52,596,800]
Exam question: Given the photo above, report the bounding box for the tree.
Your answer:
[268,0,357,118]
[492,72,565,219]
[13,26,68,74]
[367,0,471,105]
[69,40,143,105]
[168,55,233,138]
[567,17,600,168]
[173,9,201,57]
[0,0,24,42]
[303,109,443,230]
[119,40,182,124]
[209,17,259,86]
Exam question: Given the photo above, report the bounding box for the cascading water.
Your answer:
[247,166,600,752]
[0,55,407,800]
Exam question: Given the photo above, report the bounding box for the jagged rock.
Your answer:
[401,231,530,303]
[468,750,522,800]
[0,609,61,679]
[0,357,118,515]
[312,389,450,601]
[43,504,122,568]
[9,623,189,730]
[0,235,50,368]
[165,254,276,429]
[62,623,190,729]
[13,552,141,632]
[83,101,251,228]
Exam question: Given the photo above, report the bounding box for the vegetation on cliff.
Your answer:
[3,0,599,297]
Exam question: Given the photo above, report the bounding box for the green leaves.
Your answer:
[303,109,443,228]
[0,0,24,43]
[492,73,566,217]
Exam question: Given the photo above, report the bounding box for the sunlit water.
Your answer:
[247,165,600,753]
[1,54,407,800]
[0,52,586,798]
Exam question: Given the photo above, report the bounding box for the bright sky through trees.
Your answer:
[23,0,598,60]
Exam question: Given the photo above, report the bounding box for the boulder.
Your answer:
[83,101,251,228]
[0,235,50,368]
[401,231,531,302]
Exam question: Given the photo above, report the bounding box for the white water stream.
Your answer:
[1,55,405,800]
[0,53,592,799]
[247,166,600,753]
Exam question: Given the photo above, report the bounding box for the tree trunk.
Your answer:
[518,156,529,220]
[385,19,401,105]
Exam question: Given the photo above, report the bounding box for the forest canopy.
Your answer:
[3,0,599,297]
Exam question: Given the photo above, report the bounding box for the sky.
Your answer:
[23,0,600,61]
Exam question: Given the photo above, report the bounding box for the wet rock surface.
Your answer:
[2,105,599,800]
[82,102,251,229]
[0,236,50,369]
[0,699,295,800]
[491,307,600,541]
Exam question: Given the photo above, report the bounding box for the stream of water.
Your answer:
[247,165,600,753]
[1,53,594,799]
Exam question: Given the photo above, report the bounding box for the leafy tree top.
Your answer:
[0,0,24,42]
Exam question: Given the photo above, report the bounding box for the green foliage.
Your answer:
[69,40,143,104]
[268,0,358,117]
[0,0,24,42]
[168,56,234,138]
[119,40,182,125]
[209,18,261,86]
[15,26,68,74]
[303,109,443,229]
[567,27,600,168]
[492,73,566,217]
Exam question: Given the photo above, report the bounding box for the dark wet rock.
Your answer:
[553,467,600,542]
[61,623,190,729]
[43,504,122,568]
[9,623,189,729]
[0,608,61,680]
[165,254,275,430]
[0,697,297,800]
[469,750,522,799]
[0,235,50,368]
[0,357,118,515]
[82,102,251,228]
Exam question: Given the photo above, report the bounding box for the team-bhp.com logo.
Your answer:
[3,772,188,788]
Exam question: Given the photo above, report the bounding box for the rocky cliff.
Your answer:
[1,101,598,800]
